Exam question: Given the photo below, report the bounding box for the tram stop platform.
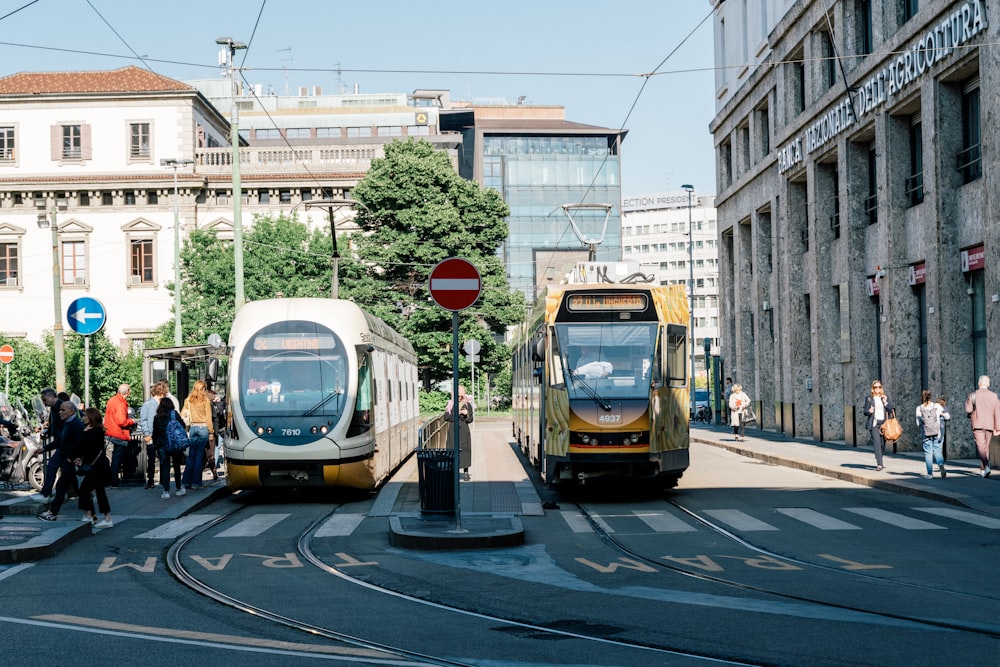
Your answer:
[0,470,228,565]
[380,417,542,550]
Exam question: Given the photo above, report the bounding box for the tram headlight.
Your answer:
[581,434,591,444]
[265,426,273,435]
[630,433,640,443]
[310,426,318,434]
[255,426,264,435]
[320,425,329,434]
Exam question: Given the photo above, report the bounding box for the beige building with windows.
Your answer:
[710,0,993,457]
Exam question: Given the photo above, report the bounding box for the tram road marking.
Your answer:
[135,514,220,539]
[315,513,365,537]
[775,508,861,530]
[215,513,291,537]
[703,509,778,531]
[21,614,419,663]
[843,507,945,530]
[913,507,1000,529]
[632,511,697,532]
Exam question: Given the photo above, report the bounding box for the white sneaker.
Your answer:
[175,487,186,496]
[161,491,171,499]
[93,519,113,528]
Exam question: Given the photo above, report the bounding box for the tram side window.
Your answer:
[549,327,565,387]
[348,353,373,436]
[665,324,687,388]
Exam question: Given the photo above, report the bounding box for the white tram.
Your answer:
[224,298,420,490]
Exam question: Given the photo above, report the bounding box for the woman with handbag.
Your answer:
[728,383,751,442]
[864,379,895,471]
[77,407,113,528]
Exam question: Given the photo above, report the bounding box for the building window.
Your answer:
[719,138,733,189]
[739,122,750,173]
[124,190,137,206]
[755,102,770,160]
[858,0,873,56]
[102,192,113,206]
[786,48,806,116]
[821,31,836,90]
[129,122,151,160]
[377,126,402,136]
[285,128,311,139]
[279,189,292,203]
[865,143,878,225]
[147,190,158,205]
[317,127,340,138]
[347,127,372,138]
[902,0,918,23]
[959,82,981,183]
[256,128,280,140]
[300,189,312,201]
[258,190,270,204]
[62,125,83,159]
[830,172,841,239]
[407,125,430,136]
[0,126,14,161]
[970,269,986,381]
[130,239,154,285]
[905,117,924,206]
[62,240,86,286]
[0,242,18,287]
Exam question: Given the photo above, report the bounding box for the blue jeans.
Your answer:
[107,436,129,486]
[181,426,209,487]
[923,435,945,474]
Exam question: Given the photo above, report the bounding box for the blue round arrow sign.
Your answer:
[67,297,107,335]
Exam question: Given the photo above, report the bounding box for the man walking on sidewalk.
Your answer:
[964,375,1000,478]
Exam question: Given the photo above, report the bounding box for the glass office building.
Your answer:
[442,112,625,300]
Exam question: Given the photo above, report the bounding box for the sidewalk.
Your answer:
[0,469,228,565]
[690,422,1000,517]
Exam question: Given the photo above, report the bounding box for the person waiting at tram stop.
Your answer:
[573,344,613,379]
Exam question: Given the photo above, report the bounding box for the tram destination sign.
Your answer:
[567,293,648,312]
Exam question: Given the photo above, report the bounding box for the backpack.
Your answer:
[919,404,940,438]
[165,411,190,452]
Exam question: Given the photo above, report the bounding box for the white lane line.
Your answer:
[314,514,365,537]
[843,507,945,530]
[776,508,861,530]
[703,509,778,531]
[214,513,290,538]
[560,510,595,533]
[134,515,219,539]
[913,507,1000,529]
[633,511,697,532]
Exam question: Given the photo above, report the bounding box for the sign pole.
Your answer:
[84,335,90,409]
[451,311,463,533]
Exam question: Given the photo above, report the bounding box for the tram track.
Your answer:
[166,501,764,666]
[574,499,1000,639]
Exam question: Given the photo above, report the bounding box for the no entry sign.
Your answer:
[428,258,481,311]
[0,344,12,364]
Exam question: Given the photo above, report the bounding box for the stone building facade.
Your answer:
[710,0,994,457]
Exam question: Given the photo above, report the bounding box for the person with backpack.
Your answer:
[152,397,186,498]
[915,390,948,479]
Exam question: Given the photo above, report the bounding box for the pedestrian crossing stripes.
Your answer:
[131,505,1000,541]
[562,506,1000,534]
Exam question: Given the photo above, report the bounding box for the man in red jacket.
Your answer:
[103,384,135,487]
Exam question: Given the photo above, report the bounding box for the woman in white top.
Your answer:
[864,380,894,471]
[728,383,751,442]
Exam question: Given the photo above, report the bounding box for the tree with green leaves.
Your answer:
[345,139,524,390]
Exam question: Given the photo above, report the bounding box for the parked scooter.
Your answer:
[0,395,45,490]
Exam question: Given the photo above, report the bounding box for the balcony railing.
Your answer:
[957,143,982,183]
[904,172,924,206]
[195,144,387,173]
[864,192,878,225]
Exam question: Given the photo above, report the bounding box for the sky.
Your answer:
[0,0,718,197]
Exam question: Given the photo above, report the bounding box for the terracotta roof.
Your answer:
[0,66,193,95]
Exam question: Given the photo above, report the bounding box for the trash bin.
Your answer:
[417,448,455,515]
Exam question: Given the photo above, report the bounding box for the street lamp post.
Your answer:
[161,158,195,346]
[682,184,695,417]
[216,36,247,311]
[36,196,68,393]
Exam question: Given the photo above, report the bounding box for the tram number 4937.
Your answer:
[598,414,621,424]
[281,428,302,436]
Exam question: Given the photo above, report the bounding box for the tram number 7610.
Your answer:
[281,428,302,436]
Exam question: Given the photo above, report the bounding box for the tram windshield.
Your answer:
[553,323,657,400]
[239,320,347,418]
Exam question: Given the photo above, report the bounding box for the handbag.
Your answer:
[76,453,101,476]
[880,411,903,441]
[741,405,757,425]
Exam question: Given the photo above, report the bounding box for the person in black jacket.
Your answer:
[37,401,84,521]
[77,407,113,528]
[31,388,64,503]
[152,397,185,498]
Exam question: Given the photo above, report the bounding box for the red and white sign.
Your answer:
[962,245,985,273]
[908,262,926,286]
[0,344,12,364]
[428,258,481,311]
